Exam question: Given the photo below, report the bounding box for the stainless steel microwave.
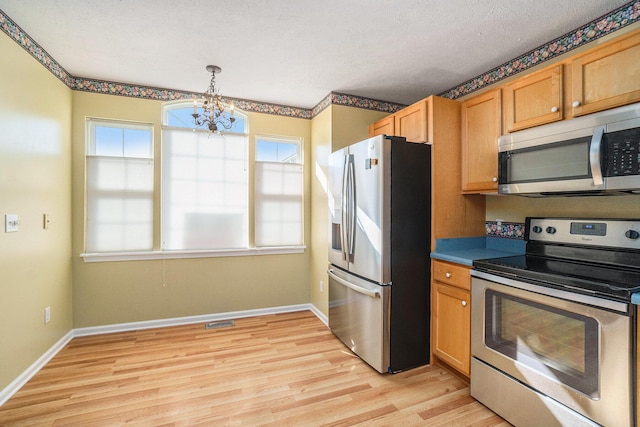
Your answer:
[498,102,640,196]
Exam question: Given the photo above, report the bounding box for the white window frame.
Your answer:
[81,103,305,262]
[254,135,304,247]
[83,118,154,254]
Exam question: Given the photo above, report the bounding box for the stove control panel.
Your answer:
[526,218,640,249]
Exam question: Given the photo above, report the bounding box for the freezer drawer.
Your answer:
[328,267,390,373]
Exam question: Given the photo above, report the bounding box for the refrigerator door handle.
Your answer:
[340,154,349,261]
[328,269,380,298]
[347,157,356,258]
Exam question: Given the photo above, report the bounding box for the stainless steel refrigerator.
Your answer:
[328,134,431,373]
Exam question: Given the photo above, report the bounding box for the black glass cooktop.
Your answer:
[473,254,640,302]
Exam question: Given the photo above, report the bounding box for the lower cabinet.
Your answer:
[432,260,471,377]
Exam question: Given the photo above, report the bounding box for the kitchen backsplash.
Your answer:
[486,221,525,240]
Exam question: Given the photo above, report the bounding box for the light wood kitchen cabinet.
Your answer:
[430,96,486,251]
[432,259,471,377]
[570,30,640,117]
[368,96,486,252]
[394,99,428,143]
[368,115,394,137]
[460,88,501,193]
[503,64,563,133]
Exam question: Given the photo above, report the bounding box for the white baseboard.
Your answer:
[1,303,328,407]
[0,330,74,407]
[308,303,328,326]
[73,303,316,336]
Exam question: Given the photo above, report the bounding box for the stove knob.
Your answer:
[532,226,542,233]
[546,226,557,234]
[625,229,640,240]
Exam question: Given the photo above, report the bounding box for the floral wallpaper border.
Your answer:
[312,92,406,116]
[486,221,526,240]
[440,1,640,99]
[1,2,639,117]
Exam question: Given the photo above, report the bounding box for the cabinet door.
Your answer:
[433,281,471,376]
[503,64,563,133]
[571,31,640,117]
[394,99,428,143]
[461,89,501,193]
[368,115,394,138]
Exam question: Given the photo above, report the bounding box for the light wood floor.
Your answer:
[0,311,509,426]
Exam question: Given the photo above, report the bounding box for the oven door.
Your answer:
[471,274,632,427]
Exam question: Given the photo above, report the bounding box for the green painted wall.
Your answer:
[71,92,312,327]
[0,33,73,391]
[486,194,640,223]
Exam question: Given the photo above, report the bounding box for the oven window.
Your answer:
[506,137,590,182]
[484,289,599,397]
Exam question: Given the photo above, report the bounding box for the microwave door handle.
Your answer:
[590,126,604,186]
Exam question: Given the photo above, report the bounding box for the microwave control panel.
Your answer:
[605,127,640,176]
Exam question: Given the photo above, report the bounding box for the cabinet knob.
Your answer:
[572,101,581,107]
[551,106,558,113]
[492,177,498,182]
[461,300,468,307]
[445,272,452,278]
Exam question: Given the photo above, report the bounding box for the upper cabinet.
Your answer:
[461,89,501,194]
[503,64,563,133]
[570,31,640,117]
[395,99,429,143]
[369,99,429,143]
[368,115,394,137]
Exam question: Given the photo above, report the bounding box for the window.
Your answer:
[161,102,250,251]
[83,102,305,260]
[162,130,248,250]
[255,136,303,247]
[85,119,154,252]
[164,103,246,133]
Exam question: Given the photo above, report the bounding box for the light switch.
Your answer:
[5,214,19,233]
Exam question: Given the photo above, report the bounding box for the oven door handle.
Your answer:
[589,126,604,186]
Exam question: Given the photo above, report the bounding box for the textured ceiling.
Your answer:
[0,0,632,108]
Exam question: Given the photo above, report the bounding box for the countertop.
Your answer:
[430,236,526,266]
[432,237,640,306]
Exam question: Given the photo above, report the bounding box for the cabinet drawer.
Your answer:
[432,260,470,290]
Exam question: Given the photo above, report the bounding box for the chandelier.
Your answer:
[192,65,235,133]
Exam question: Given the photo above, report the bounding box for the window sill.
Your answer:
[80,246,306,263]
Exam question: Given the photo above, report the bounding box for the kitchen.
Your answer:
[333,21,640,424]
[1,1,640,425]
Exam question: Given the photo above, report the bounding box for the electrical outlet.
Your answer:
[44,306,51,324]
[320,280,324,292]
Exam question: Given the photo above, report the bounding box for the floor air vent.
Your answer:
[205,320,235,329]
